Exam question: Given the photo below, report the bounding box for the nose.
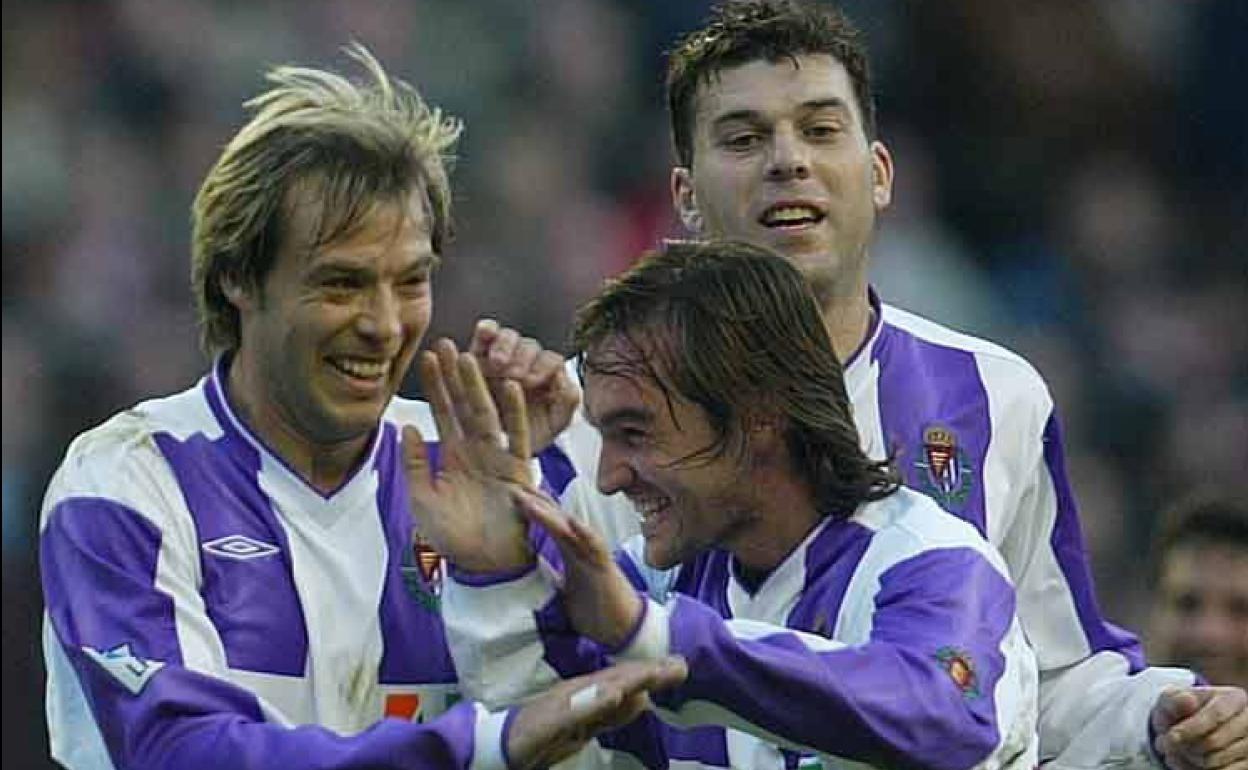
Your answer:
[596,444,636,496]
[766,125,810,181]
[356,286,403,343]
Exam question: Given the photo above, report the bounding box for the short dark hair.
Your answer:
[572,239,898,518]
[666,0,877,167]
[1152,494,1248,582]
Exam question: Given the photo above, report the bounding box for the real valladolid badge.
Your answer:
[914,424,973,507]
[402,535,443,612]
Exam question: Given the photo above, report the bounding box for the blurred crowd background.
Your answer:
[4,1,1245,766]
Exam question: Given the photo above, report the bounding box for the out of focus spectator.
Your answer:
[1148,495,1248,689]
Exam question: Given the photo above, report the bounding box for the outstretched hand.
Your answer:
[470,318,580,452]
[404,338,535,574]
[512,484,644,650]
[1151,685,1248,770]
[506,656,688,770]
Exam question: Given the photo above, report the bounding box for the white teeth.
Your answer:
[762,205,821,225]
[334,358,389,379]
[632,496,671,520]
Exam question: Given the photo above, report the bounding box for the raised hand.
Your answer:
[404,338,535,574]
[469,318,580,452]
[506,656,687,770]
[1151,685,1248,770]
[512,484,644,650]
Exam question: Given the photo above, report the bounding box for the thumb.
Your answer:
[1152,686,1203,731]
[403,425,434,487]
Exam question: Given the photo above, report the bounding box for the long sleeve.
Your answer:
[1002,412,1194,767]
[442,504,1038,770]
[41,495,509,770]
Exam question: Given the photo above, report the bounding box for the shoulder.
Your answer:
[855,487,1009,574]
[882,303,1054,417]
[42,382,212,529]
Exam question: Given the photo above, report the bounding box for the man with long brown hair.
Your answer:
[410,239,1040,769]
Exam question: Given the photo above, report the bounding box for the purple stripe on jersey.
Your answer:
[374,426,457,684]
[659,546,1015,769]
[674,550,732,618]
[1042,414,1145,671]
[42,498,182,664]
[874,323,991,536]
[154,431,308,676]
[787,518,874,634]
[537,444,576,497]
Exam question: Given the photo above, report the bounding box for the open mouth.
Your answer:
[631,493,673,536]
[328,356,390,383]
[758,203,826,230]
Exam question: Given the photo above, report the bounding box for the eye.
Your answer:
[607,426,649,449]
[720,132,762,151]
[398,270,432,296]
[805,123,842,141]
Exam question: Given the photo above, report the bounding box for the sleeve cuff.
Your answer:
[608,597,670,662]
[470,702,513,770]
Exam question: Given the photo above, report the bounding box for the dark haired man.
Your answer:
[1150,497,1248,691]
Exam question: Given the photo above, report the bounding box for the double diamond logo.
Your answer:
[202,534,281,560]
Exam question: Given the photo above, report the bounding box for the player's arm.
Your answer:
[996,386,1198,767]
[515,491,1037,770]
[42,490,683,770]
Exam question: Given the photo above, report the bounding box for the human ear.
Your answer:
[870,140,894,209]
[671,167,704,234]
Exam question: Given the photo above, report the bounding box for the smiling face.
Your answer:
[227,187,436,470]
[672,55,892,298]
[584,335,761,570]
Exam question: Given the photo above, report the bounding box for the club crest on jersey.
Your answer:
[935,646,980,699]
[83,643,165,695]
[402,535,443,612]
[914,425,973,507]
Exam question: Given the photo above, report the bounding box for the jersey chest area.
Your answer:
[158,430,458,727]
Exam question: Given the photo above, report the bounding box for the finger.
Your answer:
[523,349,568,389]
[436,339,476,433]
[418,350,461,443]
[468,317,501,359]
[486,327,520,375]
[1170,689,1237,744]
[457,352,504,438]
[566,514,614,566]
[402,424,432,485]
[499,379,532,462]
[1204,729,1248,769]
[505,337,542,380]
[1156,687,1205,732]
[513,485,576,540]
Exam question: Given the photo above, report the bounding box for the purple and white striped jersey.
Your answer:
[39,360,512,770]
[441,486,1039,769]
[553,293,1195,767]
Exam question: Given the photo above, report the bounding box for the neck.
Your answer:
[225,354,369,494]
[820,286,873,363]
[728,468,822,575]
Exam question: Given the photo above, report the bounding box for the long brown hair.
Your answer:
[573,240,897,518]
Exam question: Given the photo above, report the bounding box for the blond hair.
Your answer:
[191,43,462,353]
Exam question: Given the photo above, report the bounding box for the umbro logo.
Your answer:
[83,643,165,695]
[202,534,281,560]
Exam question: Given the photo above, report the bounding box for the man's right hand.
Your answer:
[404,338,535,574]
[506,656,687,770]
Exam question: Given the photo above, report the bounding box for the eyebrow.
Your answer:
[710,98,852,128]
[587,406,654,431]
